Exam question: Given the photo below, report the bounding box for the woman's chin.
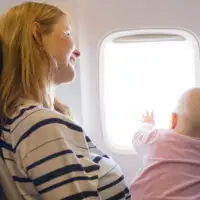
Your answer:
[65,64,76,83]
[67,71,76,83]
[54,65,76,85]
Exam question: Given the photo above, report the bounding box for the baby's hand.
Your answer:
[141,111,155,124]
[54,98,73,120]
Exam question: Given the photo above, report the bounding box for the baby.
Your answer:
[131,87,200,200]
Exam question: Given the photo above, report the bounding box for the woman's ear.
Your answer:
[32,22,42,44]
[170,112,178,129]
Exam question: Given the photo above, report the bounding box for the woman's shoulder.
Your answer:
[9,103,87,153]
[9,103,83,134]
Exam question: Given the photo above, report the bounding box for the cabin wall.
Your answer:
[78,0,200,184]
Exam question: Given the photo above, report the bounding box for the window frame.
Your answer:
[99,29,200,155]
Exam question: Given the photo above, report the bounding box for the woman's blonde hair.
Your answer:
[0,1,65,123]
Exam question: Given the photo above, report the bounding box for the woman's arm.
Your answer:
[12,111,100,199]
[53,101,131,199]
[86,136,131,199]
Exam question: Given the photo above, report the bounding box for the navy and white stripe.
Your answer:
[0,103,131,199]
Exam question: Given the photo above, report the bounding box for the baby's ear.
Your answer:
[170,112,178,129]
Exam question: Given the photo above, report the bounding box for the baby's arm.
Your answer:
[133,111,159,149]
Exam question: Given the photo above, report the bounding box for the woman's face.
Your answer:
[41,15,80,84]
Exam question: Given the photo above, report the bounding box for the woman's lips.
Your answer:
[73,49,80,58]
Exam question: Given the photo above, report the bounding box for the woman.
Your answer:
[0,2,130,199]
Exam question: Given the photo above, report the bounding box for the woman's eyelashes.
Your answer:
[64,30,71,36]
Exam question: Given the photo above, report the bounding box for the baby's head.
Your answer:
[171,87,200,137]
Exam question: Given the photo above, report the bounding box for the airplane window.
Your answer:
[100,30,198,153]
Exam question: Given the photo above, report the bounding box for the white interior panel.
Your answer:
[78,0,200,184]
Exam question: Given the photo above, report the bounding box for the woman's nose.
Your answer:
[73,49,80,58]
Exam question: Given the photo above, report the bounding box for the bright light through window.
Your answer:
[102,35,196,152]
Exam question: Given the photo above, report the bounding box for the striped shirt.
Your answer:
[0,102,130,200]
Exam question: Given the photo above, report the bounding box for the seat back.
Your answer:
[0,184,7,200]
[0,156,23,200]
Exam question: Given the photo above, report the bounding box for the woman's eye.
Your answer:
[65,31,71,36]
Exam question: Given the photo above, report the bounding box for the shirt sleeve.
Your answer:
[13,115,101,199]
[132,122,159,150]
[85,136,131,200]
